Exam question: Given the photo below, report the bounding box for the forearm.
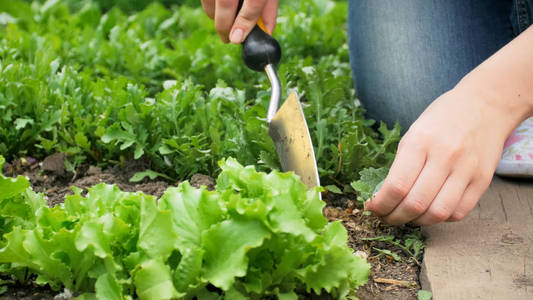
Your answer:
[456,26,533,130]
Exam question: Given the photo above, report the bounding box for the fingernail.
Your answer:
[230,28,244,44]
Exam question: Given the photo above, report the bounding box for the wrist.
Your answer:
[453,70,533,137]
[453,27,533,130]
[449,78,528,138]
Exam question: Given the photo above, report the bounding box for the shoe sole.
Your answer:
[495,160,533,178]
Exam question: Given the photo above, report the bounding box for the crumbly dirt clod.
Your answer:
[41,153,67,177]
[190,173,215,190]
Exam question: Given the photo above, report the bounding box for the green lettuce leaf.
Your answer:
[138,197,176,259]
[134,259,182,300]
[202,218,270,290]
[0,157,30,201]
[95,273,123,300]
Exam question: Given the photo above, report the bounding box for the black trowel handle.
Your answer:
[236,0,281,72]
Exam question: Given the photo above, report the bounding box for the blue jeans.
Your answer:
[348,0,533,131]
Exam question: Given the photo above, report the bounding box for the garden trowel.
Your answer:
[237,2,320,189]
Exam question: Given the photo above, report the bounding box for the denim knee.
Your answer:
[511,0,533,35]
[348,0,516,131]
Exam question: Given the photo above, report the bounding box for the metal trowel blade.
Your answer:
[268,92,320,189]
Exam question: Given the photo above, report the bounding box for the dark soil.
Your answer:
[2,155,176,207]
[322,193,421,300]
[1,155,422,300]
[0,282,57,300]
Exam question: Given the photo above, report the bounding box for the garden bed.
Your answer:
[1,156,422,299]
[0,0,423,298]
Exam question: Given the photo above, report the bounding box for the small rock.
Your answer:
[26,157,37,165]
[351,208,361,215]
[46,186,58,194]
[42,153,66,176]
[53,288,73,300]
[323,206,344,220]
[346,199,355,208]
[190,173,215,190]
[87,166,102,176]
[1,161,12,175]
[354,250,368,260]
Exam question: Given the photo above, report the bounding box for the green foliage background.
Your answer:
[0,0,400,185]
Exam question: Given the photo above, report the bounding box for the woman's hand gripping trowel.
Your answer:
[236,0,320,189]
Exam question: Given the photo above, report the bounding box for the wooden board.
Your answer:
[421,177,533,300]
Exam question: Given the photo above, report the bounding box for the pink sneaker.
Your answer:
[495,117,533,178]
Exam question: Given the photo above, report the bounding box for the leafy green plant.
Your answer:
[350,167,389,202]
[372,248,401,262]
[0,0,399,185]
[418,290,433,300]
[363,230,425,264]
[0,156,370,299]
[129,169,173,183]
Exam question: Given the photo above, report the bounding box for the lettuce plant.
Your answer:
[0,156,369,299]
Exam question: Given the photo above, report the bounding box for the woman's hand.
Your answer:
[201,0,279,44]
[366,27,533,226]
[366,85,520,226]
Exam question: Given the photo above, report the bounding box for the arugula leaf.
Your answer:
[325,185,343,194]
[129,170,172,182]
[351,167,389,202]
[372,248,402,262]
